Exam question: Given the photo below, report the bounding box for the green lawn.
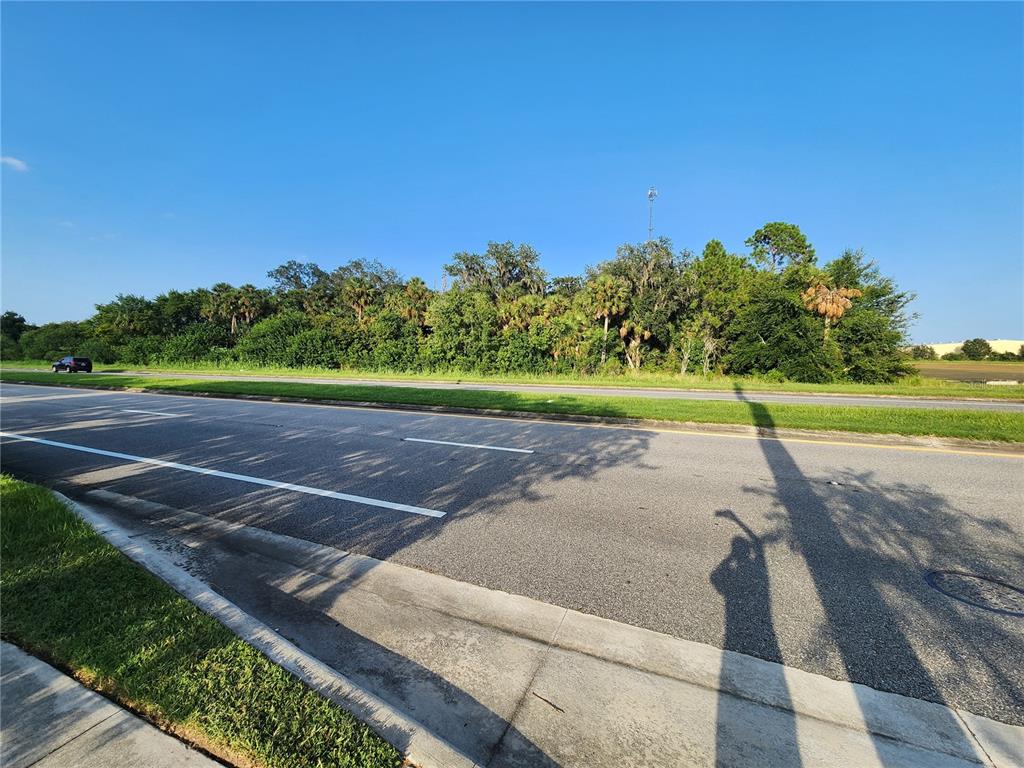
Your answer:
[4,359,1023,400]
[3,370,1022,442]
[0,476,401,768]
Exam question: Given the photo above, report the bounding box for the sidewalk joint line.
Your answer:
[954,709,998,768]
[484,608,569,768]
[24,709,122,767]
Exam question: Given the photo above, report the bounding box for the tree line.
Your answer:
[909,339,1024,362]
[1,222,922,383]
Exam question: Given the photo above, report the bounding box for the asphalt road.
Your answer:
[1,382,1022,725]
[13,367,1024,411]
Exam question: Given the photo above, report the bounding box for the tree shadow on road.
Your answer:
[724,383,1020,765]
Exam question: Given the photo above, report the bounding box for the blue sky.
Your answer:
[2,2,1021,343]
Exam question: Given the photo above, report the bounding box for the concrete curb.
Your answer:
[67,487,1024,768]
[55,491,479,768]
[4,377,1023,455]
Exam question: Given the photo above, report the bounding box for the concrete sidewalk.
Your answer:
[67,487,1024,768]
[0,642,217,768]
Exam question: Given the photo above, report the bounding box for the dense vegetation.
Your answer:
[2,223,923,383]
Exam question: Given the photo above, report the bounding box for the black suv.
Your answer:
[52,356,93,373]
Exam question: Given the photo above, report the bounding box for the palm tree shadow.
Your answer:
[710,509,801,767]
[728,382,981,766]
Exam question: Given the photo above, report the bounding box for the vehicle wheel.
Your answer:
[52,366,58,373]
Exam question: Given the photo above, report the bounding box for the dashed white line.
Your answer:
[121,409,189,418]
[0,431,446,519]
[402,437,534,454]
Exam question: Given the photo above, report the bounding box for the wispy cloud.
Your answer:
[1,156,29,172]
[58,221,75,228]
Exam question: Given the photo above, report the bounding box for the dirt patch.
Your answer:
[914,360,1024,383]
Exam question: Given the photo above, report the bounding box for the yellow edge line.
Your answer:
[3,379,1023,459]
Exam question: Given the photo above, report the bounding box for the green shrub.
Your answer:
[285,329,341,368]
[422,290,500,372]
[0,334,23,361]
[235,312,311,366]
[832,309,912,383]
[366,313,420,371]
[204,346,239,365]
[494,329,548,374]
[77,339,117,364]
[727,287,841,383]
[117,336,165,366]
[161,324,233,363]
[761,369,788,383]
[19,322,90,361]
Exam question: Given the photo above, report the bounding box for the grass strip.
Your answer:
[4,360,1023,400]
[0,475,401,768]
[3,370,1022,442]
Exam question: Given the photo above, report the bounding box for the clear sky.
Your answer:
[2,2,1021,343]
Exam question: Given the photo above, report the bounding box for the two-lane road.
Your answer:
[1,382,1021,725]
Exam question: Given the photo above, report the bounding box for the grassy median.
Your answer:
[4,360,1024,400]
[0,476,401,768]
[2,370,1023,442]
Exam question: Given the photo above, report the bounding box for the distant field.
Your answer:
[915,360,1024,383]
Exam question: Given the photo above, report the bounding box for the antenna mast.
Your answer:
[647,186,658,240]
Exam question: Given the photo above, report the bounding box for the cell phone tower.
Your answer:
[647,186,658,241]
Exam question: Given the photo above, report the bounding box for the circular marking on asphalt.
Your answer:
[925,571,1024,616]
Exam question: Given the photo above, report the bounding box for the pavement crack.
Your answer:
[531,691,565,713]
[483,608,568,768]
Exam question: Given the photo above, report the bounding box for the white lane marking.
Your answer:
[0,391,111,403]
[0,431,446,519]
[402,437,534,454]
[121,409,189,418]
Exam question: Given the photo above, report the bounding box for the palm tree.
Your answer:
[541,294,570,320]
[399,278,431,327]
[203,283,242,334]
[801,281,862,345]
[590,275,630,365]
[619,319,652,370]
[235,284,267,327]
[498,294,542,332]
[342,277,373,323]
